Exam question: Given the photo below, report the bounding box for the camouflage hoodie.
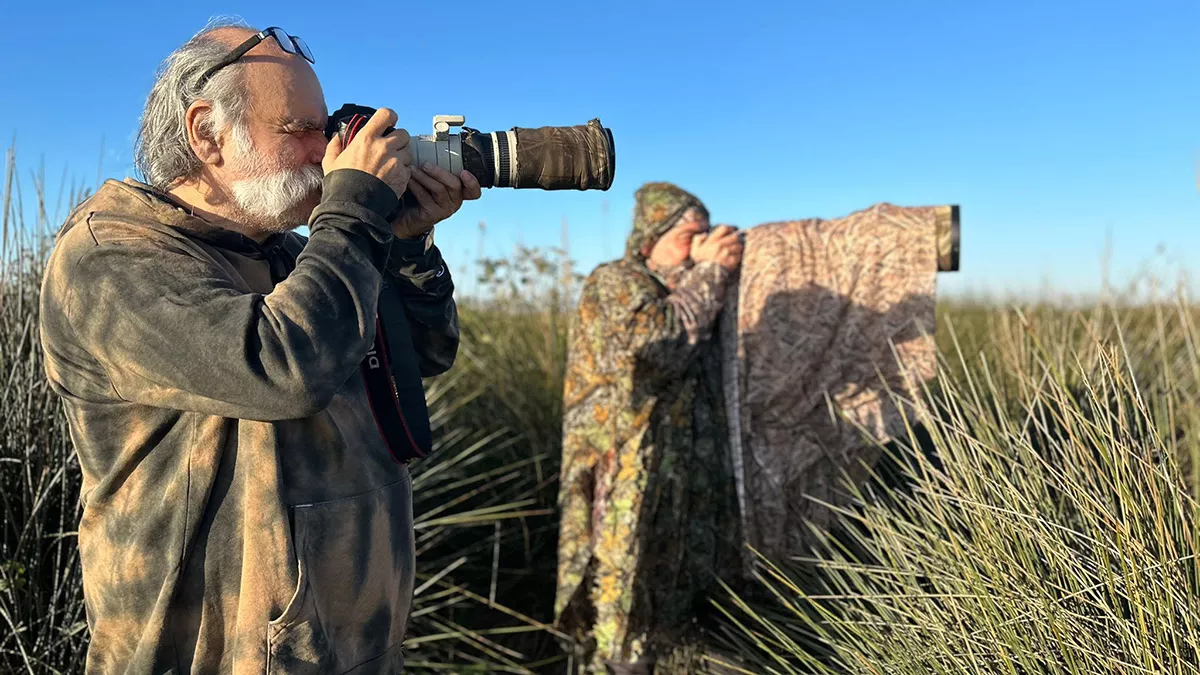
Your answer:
[555,182,743,672]
[38,169,456,674]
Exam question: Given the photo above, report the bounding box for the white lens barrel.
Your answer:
[409,135,463,175]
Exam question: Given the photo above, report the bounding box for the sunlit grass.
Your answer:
[4,147,1199,674]
[708,292,1200,674]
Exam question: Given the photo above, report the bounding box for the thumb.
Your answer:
[322,134,344,174]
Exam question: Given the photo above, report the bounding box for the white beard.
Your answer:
[226,126,323,233]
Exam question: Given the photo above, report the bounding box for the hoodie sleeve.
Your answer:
[582,261,732,389]
[382,231,459,378]
[56,169,399,421]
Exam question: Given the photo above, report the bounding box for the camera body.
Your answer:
[325,104,616,208]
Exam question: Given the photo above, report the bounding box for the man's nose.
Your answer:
[306,135,327,164]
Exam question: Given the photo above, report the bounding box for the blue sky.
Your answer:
[2,0,1197,300]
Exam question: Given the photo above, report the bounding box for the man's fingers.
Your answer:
[322,134,343,173]
[362,107,399,140]
[405,173,434,209]
[326,133,343,157]
[714,227,739,242]
[384,127,411,150]
[417,164,461,206]
[419,163,461,190]
[409,167,453,208]
[460,170,482,200]
[382,132,411,165]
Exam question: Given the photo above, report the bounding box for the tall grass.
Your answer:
[0,147,95,674]
[4,146,1200,674]
[401,246,583,673]
[0,151,571,674]
[708,296,1200,673]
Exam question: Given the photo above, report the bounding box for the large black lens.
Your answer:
[459,120,615,191]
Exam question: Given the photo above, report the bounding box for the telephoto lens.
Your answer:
[326,104,616,205]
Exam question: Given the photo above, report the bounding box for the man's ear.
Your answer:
[184,100,224,167]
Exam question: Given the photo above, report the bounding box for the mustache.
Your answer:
[229,163,324,227]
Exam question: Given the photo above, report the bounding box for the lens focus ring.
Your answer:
[491,131,512,188]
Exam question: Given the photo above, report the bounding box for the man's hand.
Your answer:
[322,107,412,200]
[390,163,483,239]
[691,225,743,271]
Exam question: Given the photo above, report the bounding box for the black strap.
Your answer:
[265,235,425,464]
[360,314,427,464]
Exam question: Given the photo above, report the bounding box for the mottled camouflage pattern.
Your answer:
[556,182,741,673]
[509,119,615,190]
[622,182,709,263]
[718,202,940,565]
[38,172,456,673]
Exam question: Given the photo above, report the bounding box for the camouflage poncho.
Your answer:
[555,182,743,672]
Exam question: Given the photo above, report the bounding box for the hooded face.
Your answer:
[624,182,710,275]
[645,207,711,287]
[647,206,710,265]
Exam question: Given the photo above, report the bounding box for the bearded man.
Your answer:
[38,20,479,674]
[555,182,745,674]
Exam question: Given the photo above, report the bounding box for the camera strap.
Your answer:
[329,106,434,465]
[253,222,425,465]
[360,313,427,465]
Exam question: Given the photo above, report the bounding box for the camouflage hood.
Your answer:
[623,181,709,263]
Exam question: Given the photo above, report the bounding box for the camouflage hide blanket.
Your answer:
[718,202,946,565]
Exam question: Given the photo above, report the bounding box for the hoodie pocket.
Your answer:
[267,474,415,674]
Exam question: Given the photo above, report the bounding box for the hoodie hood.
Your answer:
[59,178,291,258]
[623,181,708,264]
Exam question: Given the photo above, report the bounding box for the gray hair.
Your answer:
[134,17,258,190]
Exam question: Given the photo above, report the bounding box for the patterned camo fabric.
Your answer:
[557,194,941,672]
[556,182,743,673]
[719,202,940,565]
